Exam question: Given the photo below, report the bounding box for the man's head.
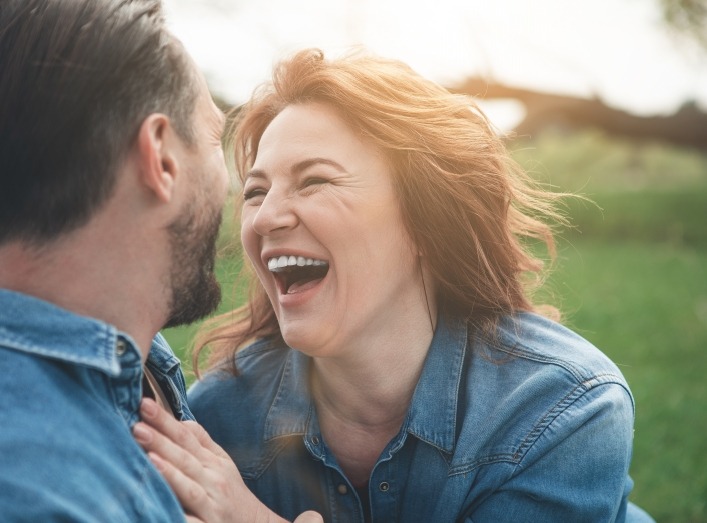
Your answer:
[162,69,229,328]
[0,0,230,329]
[0,0,197,245]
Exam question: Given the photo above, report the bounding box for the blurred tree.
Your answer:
[659,0,707,50]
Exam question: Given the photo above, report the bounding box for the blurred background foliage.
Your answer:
[513,129,707,246]
[660,0,707,51]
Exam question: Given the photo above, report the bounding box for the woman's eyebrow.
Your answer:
[246,158,346,181]
[245,169,266,181]
[290,158,346,175]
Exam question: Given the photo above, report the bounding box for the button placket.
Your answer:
[112,337,142,426]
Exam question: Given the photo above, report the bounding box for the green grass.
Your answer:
[539,239,707,522]
[565,190,707,247]
[510,128,707,194]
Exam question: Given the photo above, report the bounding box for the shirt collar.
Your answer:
[146,332,182,376]
[146,332,195,422]
[263,347,313,441]
[405,314,468,453]
[0,289,131,376]
[262,314,469,454]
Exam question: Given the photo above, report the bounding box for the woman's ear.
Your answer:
[135,113,180,203]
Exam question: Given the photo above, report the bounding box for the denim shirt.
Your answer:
[190,312,653,522]
[0,289,192,522]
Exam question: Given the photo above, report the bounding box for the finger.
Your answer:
[133,421,205,482]
[181,420,232,460]
[138,401,230,468]
[149,452,213,521]
[294,511,325,523]
[139,399,204,456]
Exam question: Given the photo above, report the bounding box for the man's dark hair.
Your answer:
[0,0,198,244]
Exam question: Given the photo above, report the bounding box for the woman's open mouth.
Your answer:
[267,256,329,294]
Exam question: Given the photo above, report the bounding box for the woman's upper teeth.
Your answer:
[268,255,328,272]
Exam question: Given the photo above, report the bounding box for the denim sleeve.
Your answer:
[466,381,635,523]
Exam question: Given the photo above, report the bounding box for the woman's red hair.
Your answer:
[193,48,566,376]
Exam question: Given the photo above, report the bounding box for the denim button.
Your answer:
[337,484,348,495]
[115,340,127,356]
[379,481,389,492]
[310,435,320,445]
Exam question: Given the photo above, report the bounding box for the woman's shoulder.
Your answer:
[482,312,629,387]
[449,312,635,474]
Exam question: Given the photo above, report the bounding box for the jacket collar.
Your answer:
[264,347,313,440]
[405,314,468,453]
[0,289,135,376]
[262,314,469,454]
[146,331,183,376]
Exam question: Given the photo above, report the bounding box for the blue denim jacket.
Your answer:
[0,289,192,522]
[190,312,653,522]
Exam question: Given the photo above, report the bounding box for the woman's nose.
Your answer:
[250,190,298,236]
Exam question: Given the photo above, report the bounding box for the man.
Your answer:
[0,1,324,519]
[0,1,302,521]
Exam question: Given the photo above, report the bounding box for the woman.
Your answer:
[136,48,653,522]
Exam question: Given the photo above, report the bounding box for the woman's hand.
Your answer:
[133,398,322,523]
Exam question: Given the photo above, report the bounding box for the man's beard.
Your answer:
[163,196,223,329]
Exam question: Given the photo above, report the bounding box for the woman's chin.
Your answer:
[281,328,334,358]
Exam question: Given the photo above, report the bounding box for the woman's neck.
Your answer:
[316,312,436,415]
[309,314,436,486]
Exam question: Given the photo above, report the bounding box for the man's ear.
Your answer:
[136,114,180,203]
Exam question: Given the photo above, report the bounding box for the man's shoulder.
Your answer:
[0,343,120,450]
[0,347,184,522]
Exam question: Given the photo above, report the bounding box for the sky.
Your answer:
[163,0,707,130]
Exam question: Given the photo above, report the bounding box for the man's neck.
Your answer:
[0,234,167,361]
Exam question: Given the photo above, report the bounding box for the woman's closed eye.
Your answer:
[243,175,330,202]
[243,187,267,201]
[299,177,329,192]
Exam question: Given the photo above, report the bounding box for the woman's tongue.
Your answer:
[286,277,323,294]
[280,266,328,294]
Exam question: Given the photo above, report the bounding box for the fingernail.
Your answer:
[141,398,158,419]
[133,423,152,444]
